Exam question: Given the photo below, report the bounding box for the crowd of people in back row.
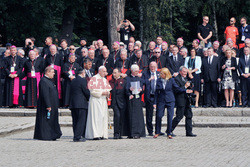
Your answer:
[0,16,249,109]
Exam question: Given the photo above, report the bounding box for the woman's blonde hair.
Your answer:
[161,68,172,80]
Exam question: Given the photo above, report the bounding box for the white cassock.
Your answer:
[85,73,111,139]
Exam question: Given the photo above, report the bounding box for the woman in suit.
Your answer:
[221,48,238,107]
[184,48,202,107]
[153,68,192,139]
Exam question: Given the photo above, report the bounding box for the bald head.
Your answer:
[149,61,157,72]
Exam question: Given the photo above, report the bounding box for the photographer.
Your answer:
[171,66,197,137]
[117,19,135,46]
[23,37,36,58]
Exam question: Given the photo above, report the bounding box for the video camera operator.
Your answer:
[23,37,37,58]
[171,66,197,137]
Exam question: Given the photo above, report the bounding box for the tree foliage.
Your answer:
[0,0,249,48]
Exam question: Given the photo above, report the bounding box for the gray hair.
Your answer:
[131,64,139,72]
[18,49,25,55]
[181,47,188,54]
[203,48,208,52]
[179,66,187,72]
[98,65,106,72]
[120,48,127,54]
[81,47,88,52]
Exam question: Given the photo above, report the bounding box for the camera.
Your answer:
[187,93,196,105]
[123,20,127,23]
[28,42,32,45]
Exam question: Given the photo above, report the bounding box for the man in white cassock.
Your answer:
[85,66,112,139]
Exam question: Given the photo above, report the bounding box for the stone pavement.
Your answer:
[1,115,250,136]
[0,127,249,167]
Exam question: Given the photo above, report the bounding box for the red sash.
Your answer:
[51,65,62,99]
[107,74,112,81]
[22,77,27,94]
[157,69,161,72]
[27,72,41,98]
[121,69,128,74]
[11,71,20,105]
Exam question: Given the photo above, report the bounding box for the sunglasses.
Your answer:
[69,48,75,50]
[155,52,161,53]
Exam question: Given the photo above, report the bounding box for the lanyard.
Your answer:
[31,59,36,71]
[242,25,247,36]
[156,58,162,69]
[51,55,56,64]
[12,56,17,66]
[188,57,196,68]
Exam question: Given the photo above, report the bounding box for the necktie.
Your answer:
[209,57,211,65]
[174,56,177,62]
[151,73,155,94]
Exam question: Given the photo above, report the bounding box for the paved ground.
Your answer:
[0,127,249,167]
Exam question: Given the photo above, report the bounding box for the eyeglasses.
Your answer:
[155,52,161,53]
[69,48,75,50]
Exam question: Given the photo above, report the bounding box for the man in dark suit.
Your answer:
[84,59,95,81]
[69,70,90,142]
[109,68,129,139]
[201,47,221,107]
[142,61,160,136]
[167,46,184,77]
[238,46,250,107]
[172,66,196,137]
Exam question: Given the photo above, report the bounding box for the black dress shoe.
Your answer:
[148,133,153,136]
[93,137,101,140]
[170,133,176,137]
[186,133,197,137]
[73,139,80,142]
[159,132,165,136]
[133,136,140,139]
[114,134,120,139]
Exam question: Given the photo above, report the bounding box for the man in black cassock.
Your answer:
[3,46,24,107]
[34,66,62,140]
[109,68,129,139]
[44,45,64,101]
[125,64,146,139]
[62,54,82,107]
[22,50,44,108]
[69,70,90,142]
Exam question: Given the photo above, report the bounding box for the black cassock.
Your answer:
[44,53,64,100]
[22,57,44,107]
[62,62,82,107]
[34,76,62,140]
[125,75,146,138]
[3,55,24,106]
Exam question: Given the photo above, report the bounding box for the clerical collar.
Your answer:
[44,75,51,79]
[131,74,136,77]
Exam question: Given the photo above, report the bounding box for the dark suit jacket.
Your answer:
[238,56,250,77]
[167,54,184,74]
[149,56,168,69]
[201,56,221,82]
[174,74,188,106]
[69,76,90,109]
[154,78,185,105]
[220,57,238,81]
[96,56,114,75]
[142,70,160,102]
[109,77,127,109]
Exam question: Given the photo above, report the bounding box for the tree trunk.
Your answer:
[59,7,74,45]
[139,0,144,48]
[212,1,218,41]
[108,0,125,49]
[169,0,173,43]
